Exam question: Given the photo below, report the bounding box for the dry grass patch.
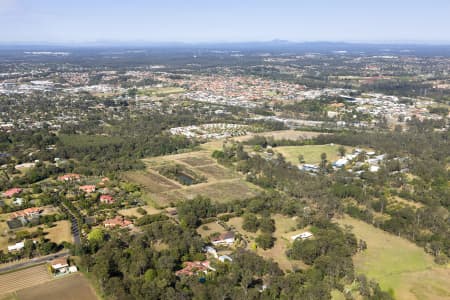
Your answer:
[177,155,216,167]
[123,170,180,193]
[0,217,9,252]
[390,196,423,209]
[178,180,260,203]
[197,222,227,239]
[17,273,98,300]
[118,205,161,218]
[227,214,309,272]
[44,220,72,244]
[234,130,323,142]
[195,165,237,180]
[0,265,52,296]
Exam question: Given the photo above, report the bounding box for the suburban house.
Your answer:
[57,173,81,181]
[300,164,320,173]
[100,195,115,204]
[12,198,24,206]
[291,231,313,241]
[211,231,235,246]
[8,241,25,252]
[98,177,110,186]
[10,207,43,219]
[79,185,96,193]
[103,216,132,228]
[204,246,218,258]
[175,260,216,276]
[333,158,349,168]
[2,188,22,198]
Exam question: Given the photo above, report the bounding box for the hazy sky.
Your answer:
[1,0,450,43]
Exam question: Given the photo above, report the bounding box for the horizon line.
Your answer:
[2,39,450,47]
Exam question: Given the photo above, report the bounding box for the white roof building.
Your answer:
[8,241,24,252]
[291,231,313,241]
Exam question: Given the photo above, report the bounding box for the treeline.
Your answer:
[78,193,390,299]
[313,121,449,263]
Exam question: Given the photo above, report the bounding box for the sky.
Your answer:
[1,0,450,44]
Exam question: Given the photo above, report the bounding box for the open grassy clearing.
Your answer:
[118,205,161,217]
[123,170,181,193]
[197,222,227,239]
[43,220,72,244]
[335,216,450,300]
[138,87,185,97]
[258,214,309,271]
[275,144,353,165]
[227,214,308,272]
[194,164,237,180]
[389,196,423,209]
[0,265,52,296]
[164,179,261,204]
[233,130,323,142]
[0,215,9,252]
[16,273,98,300]
[127,149,261,206]
[177,155,216,167]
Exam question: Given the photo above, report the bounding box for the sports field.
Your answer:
[274,144,353,165]
[336,216,450,300]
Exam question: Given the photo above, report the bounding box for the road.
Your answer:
[0,250,69,274]
[60,203,81,245]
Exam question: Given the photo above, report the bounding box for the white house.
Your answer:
[333,158,348,168]
[291,231,313,241]
[211,232,235,246]
[204,246,218,258]
[8,241,24,252]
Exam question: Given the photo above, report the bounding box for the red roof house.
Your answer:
[100,195,115,204]
[175,261,215,276]
[58,173,81,181]
[10,207,42,219]
[79,185,96,193]
[103,216,132,228]
[2,188,22,198]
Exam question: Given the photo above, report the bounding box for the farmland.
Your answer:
[335,216,450,300]
[124,150,261,206]
[0,265,52,296]
[16,274,98,300]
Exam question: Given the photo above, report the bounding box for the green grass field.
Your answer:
[275,144,353,165]
[336,216,450,300]
[138,87,185,97]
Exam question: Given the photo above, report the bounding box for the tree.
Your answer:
[298,154,305,163]
[320,152,328,171]
[242,214,259,232]
[338,146,346,157]
[256,233,274,250]
[259,217,275,233]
